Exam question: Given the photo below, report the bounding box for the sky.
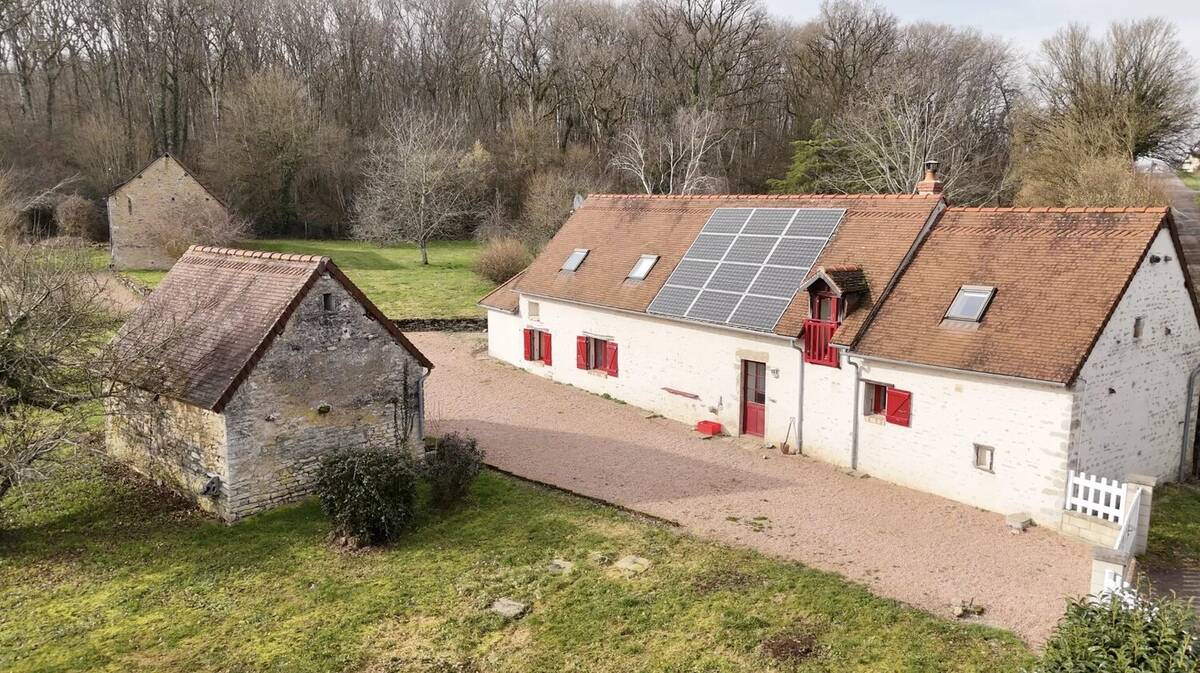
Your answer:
[760,0,1200,58]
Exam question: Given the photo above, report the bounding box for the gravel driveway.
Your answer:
[413,331,1090,645]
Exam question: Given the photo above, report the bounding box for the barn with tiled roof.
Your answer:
[107,246,432,522]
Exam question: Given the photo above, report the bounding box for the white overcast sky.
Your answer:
[761,0,1200,59]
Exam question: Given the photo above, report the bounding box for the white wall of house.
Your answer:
[1069,229,1200,482]
[852,359,1075,526]
[485,295,802,446]
[797,352,858,467]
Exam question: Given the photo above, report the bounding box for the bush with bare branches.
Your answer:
[147,209,253,260]
[54,194,105,241]
[474,238,532,284]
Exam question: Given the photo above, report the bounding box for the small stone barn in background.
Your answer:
[107,154,227,270]
[107,246,433,522]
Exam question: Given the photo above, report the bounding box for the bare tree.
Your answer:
[1029,19,1198,162]
[353,111,491,264]
[611,106,726,194]
[819,25,1017,203]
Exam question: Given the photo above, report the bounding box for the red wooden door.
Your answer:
[742,360,766,437]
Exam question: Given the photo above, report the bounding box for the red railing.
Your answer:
[804,319,840,367]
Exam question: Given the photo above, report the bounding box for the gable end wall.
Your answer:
[220,274,425,520]
[1068,228,1200,481]
[108,157,227,271]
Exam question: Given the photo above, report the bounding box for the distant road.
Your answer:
[1157,172,1200,285]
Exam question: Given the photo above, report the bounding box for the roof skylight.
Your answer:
[627,254,659,280]
[561,248,589,272]
[945,285,995,322]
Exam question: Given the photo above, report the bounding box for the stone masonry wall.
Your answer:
[105,389,230,518]
[220,274,426,520]
[1069,229,1200,482]
[107,156,226,271]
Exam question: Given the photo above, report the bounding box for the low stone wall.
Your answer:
[1061,510,1122,547]
[393,317,486,332]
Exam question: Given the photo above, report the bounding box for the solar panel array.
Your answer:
[647,207,846,332]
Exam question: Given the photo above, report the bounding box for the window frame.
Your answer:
[561,248,590,272]
[973,443,995,473]
[588,337,609,370]
[812,292,840,322]
[627,254,660,281]
[864,381,889,416]
[944,285,996,322]
[1133,316,1145,339]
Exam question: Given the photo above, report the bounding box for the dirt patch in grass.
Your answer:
[760,621,825,666]
[691,567,757,594]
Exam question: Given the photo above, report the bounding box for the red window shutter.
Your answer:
[576,336,588,369]
[523,328,533,360]
[885,388,912,427]
[605,341,619,377]
[541,331,553,365]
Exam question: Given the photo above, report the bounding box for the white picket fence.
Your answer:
[1065,470,1126,523]
[1115,487,1143,554]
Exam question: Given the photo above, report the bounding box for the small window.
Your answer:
[321,292,334,312]
[945,285,995,322]
[864,382,889,416]
[627,254,659,280]
[974,444,994,472]
[523,328,552,365]
[812,293,839,322]
[561,248,589,272]
[127,196,133,214]
[1133,316,1145,339]
[576,335,618,376]
[527,301,540,320]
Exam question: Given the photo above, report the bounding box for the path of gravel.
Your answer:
[413,331,1091,645]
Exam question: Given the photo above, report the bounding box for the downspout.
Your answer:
[791,337,804,454]
[1180,364,1200,481]
[416,365,432,443]
[847,353,863,471]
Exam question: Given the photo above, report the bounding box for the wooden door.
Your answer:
[742,360,766,437]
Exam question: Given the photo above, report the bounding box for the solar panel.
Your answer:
[646,207,847,331]
[647,285,699,317]
[785,208,845,238]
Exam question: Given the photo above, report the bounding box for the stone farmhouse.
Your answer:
[107,246,433,522]
[107,154,228,270]
[480,165,1200,533]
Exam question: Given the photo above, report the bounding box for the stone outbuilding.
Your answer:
[107,246,433,521]
[107,154,228,270]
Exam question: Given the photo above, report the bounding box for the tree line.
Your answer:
[1,0,1196,244]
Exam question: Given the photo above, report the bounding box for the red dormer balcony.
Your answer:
[804,319,840,368]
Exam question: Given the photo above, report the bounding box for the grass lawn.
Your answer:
[1179,171,1200,193]
[113,239,494,319]
[1143,482,1200,569]
[0,455,1033,673]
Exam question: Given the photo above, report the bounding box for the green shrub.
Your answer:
[1037,589,1200,672]
[316,445,419,545]
[473,237,530,284]
[424,433,484,508]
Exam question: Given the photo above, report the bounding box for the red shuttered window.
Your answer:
[523,328,552,365]
[885,388,912,427]
[578,336,618,376]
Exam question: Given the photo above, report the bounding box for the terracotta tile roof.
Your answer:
[510,193,941,336]
[112,245,432,411]
[853,207,1180,384]
[477,271,523,313]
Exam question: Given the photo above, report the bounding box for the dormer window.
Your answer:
[945,285,995,322]
[561,248,589,272]
[627,254,659,280]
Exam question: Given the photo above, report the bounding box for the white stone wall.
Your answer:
[851,359,1075,526]
[1069,229,1200,482]
[798,351,858,467]
[485,296,802,446]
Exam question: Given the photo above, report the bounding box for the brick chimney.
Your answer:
[916,160,943,196]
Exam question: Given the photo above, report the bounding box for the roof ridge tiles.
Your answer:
[185,245,329,264]
[947,205,1169,214]
[584,192,937,201]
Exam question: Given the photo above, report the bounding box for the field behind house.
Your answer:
[0,454,1034,673]
[113,239,493,319]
